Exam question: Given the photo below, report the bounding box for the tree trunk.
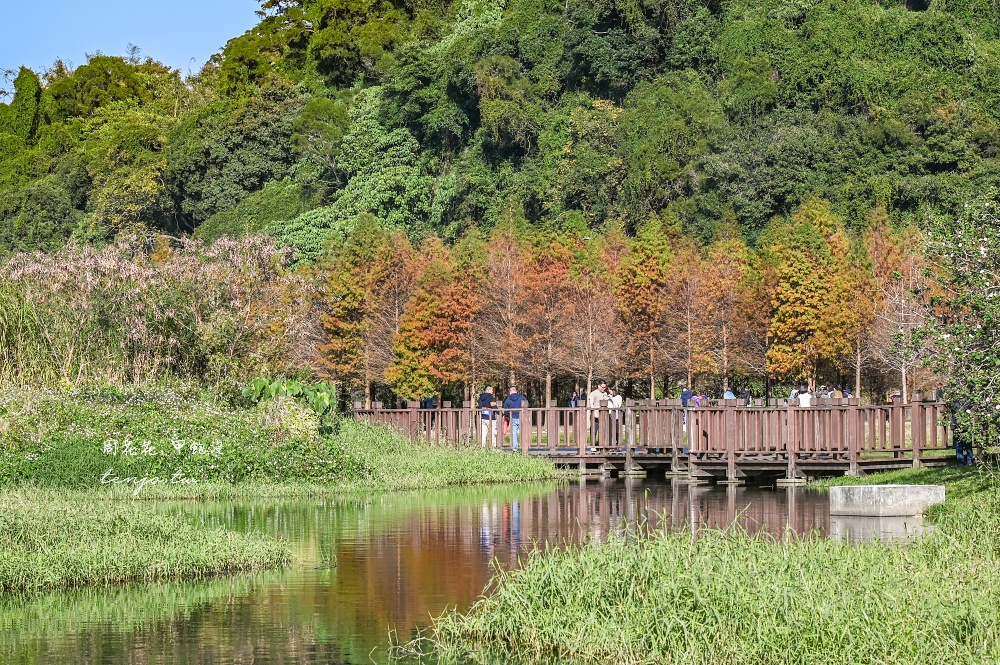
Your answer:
[855,343,862,400]
[365,381,372,410]
[686,311,694,390]
[649,341,656,399]
[721,324,729,392]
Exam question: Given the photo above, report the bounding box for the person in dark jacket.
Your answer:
[478,386,499,448]
[949,398,974,465]
[680,388,694,408]
[502,387,529,451]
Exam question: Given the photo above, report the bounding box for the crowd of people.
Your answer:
[464,381,974,464]
[471,380,870,451]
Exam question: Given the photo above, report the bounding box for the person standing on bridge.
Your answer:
[587,382,609,449]
[680,387,694,407]
[607,387,623,447]
[798,386,813,407]
[478,386,499,448]
[503,386,529,451]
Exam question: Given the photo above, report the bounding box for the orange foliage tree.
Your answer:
[520,232,574,405]
[762,199,862,388]
[662,238,714,390]
[318,214,416,407]
[386,238,476,400]
[616,217,672,397]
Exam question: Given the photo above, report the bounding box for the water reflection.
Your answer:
[4,480,905,665]
[829,515,930,543]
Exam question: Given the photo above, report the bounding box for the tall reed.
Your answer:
[0,235,320,387]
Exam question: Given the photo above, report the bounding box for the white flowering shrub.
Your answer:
[927,195,1000,441]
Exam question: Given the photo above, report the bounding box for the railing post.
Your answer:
[547,400,558,454]
[912,400,924,468]
[406,402,422,439]
[890,395,903,456]
[847,398,860,477]
[671,403,682,473]
[725,399,737,483]
[625,406,635,471]
[461,401,472,446]
[520,399,530,454]
[786,399,799,481]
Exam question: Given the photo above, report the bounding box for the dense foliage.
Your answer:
[4,1,1000,248]
[926,193,1000,442]
[2,0,997,408]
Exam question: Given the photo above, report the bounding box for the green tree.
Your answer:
[166,86,303,229]
[0,68,42,143]
[927,193,1000,440]
[270,87,432,264]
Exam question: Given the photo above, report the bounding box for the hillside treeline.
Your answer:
[3,0,1000,247]
[1,0,997,404]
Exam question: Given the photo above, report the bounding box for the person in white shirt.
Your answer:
[587,382,609,448]
[798,388,813,408]
[607,387,623,446]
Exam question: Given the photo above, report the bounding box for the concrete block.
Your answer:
[829,484,945,516]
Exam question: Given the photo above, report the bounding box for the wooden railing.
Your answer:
[354,397,954,480]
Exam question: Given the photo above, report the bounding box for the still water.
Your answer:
[1,480,924,664]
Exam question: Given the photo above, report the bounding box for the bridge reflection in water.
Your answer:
[474,479,927,567]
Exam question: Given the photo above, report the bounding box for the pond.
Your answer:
[1,479,925,664]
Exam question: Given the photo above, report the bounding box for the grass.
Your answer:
[0,488,290,595]
[414,466,1000,664]
[0,573,268,637]
[0,385,560,496]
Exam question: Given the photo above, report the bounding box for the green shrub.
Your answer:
[194,180,318,243]
[0,386,557,494]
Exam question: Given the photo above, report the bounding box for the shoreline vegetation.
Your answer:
[416,467,1000,665]
[0,385,561,497]
[0,490,290,595]
[0,385,560,594]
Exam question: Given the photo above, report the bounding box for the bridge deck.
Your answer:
[355,397,956,482]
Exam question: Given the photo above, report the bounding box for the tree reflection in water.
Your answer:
[6,480,851,664]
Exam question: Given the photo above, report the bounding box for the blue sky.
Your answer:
[1,0,262,80]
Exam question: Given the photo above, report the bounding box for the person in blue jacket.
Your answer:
[503,386,529,451]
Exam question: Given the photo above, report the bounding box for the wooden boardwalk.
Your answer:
[354,397,954,482]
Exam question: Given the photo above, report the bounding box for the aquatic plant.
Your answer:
[0,489,289,594]
[423,470,1000,664]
